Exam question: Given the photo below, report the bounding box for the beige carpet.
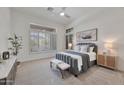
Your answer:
[15,58,124,85]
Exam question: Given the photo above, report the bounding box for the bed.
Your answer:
[55,43,97,76]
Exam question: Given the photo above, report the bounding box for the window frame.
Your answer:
[29,23,57,54]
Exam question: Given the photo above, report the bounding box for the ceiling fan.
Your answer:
[47,7,71,18]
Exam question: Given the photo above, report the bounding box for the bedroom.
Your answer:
[0,7,124,85]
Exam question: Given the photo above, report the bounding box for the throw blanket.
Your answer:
[65,50,90,72]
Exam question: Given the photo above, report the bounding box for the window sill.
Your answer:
[29,50,57,54]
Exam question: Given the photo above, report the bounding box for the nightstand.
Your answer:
[97,54,116,69]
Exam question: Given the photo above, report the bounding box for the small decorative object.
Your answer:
[103,49,108,55]
[0,54,5,63]
[2,51,10,60]
[8,33,23,56]
[0,58,3,63]
[76,28,97,42]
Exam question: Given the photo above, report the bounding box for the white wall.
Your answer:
[0,8,11,53]
[67,8,124,71]
[11,10,65,62]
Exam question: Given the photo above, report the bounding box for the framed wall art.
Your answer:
[76,28,97,42]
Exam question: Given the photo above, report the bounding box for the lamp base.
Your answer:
[103,49,109,55]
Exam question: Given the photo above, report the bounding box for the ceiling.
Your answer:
[11,7,104,26]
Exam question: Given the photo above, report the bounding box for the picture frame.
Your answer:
[76,28,97,42]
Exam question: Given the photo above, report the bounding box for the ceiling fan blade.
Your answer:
[47,7,58,15]
[61,7,71,18]
[62,7,66,11]
[64,14,71,18]
[47,7,54,12]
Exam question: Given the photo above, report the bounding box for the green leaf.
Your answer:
[8,37,13,40]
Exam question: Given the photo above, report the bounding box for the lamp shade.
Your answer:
[68,43,72,49]
[104,42,113,49]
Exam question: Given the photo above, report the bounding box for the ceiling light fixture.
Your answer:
[47,7,70,18]
[60,12,65,16]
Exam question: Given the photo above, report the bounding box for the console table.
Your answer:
[0,56,17,85]
[97,54,116,69]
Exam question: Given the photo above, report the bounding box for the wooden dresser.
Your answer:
[97,54,116,69]
[0,56,17,85]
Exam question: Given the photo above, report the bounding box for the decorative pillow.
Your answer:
[80,45,88,52]
[74,46,80,52]
[89,47,94,52]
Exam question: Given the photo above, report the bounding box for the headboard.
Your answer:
[76,43,98,54]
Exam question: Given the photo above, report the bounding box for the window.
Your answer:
[30,24,57,52]
[65,28,73,49]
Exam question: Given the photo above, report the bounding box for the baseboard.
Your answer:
[21,56,55,63]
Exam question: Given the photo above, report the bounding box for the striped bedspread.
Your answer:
[55,50,90,75]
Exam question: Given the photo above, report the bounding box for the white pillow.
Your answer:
[89,47,94,52]
[74,46,80,52]
[80,45,88,52]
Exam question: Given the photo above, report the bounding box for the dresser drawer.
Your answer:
[97,55,105,66]
[106,56,115,68]
[97,54,116,69]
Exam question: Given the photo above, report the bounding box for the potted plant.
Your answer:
[8,33,22,56]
